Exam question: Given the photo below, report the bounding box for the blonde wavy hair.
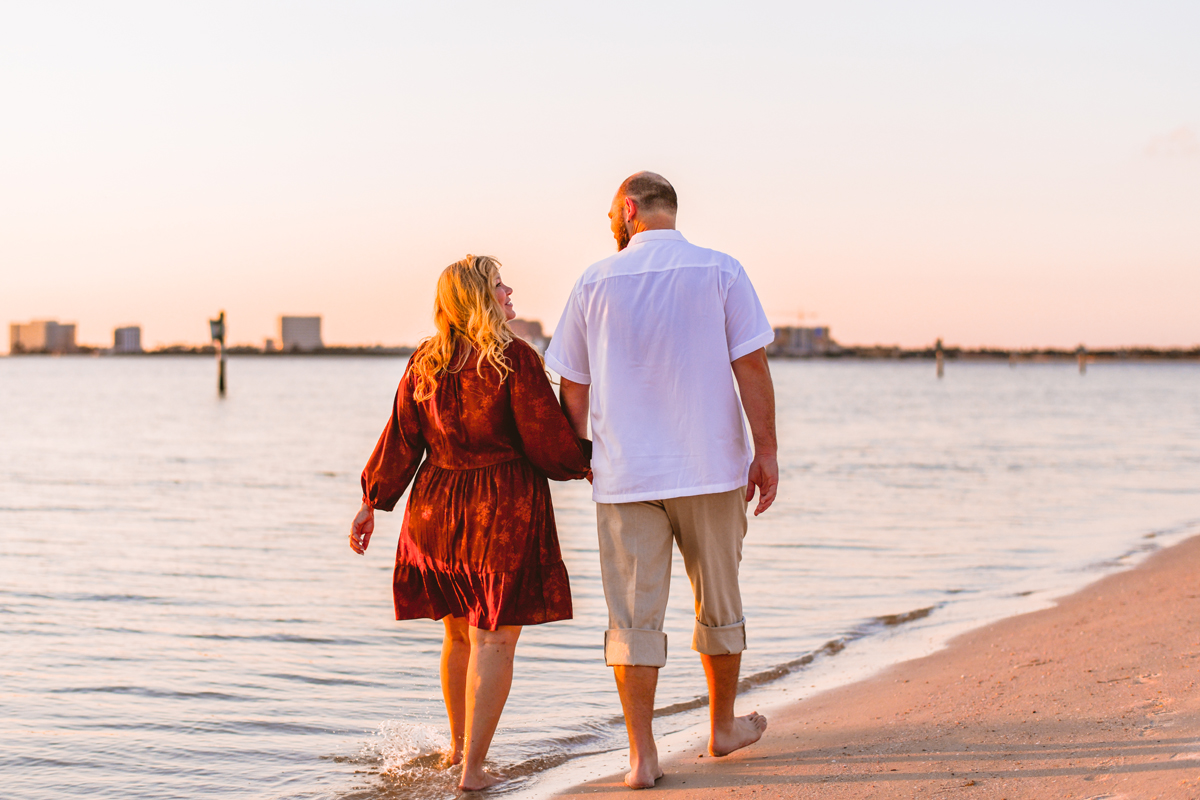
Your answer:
[410,255,516,402]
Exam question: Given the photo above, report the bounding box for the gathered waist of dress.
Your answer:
[423,454,527,472]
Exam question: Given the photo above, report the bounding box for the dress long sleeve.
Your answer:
[361,367,427,512]
[508,342,591,481]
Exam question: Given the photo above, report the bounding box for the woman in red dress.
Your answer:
[349,255,590,791]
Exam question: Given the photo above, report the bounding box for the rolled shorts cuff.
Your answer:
[692,617,746,655]
[605,628,668,667]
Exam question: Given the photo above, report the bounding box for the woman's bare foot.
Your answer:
[441,748,463,768]
[624,755,663,790]
[709,711,768,757]
[458,767,504,792]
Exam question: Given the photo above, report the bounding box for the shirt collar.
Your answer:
[628,229,686,246]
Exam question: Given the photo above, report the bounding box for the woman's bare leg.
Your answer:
[440,616,470,765]
[459,624,522,791]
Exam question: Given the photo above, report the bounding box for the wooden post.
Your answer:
[1077,344,1086,376]
[209,311,227,397]
[935,338,944,379]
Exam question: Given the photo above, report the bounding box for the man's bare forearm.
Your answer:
[559,377,590,440]
[731,348,776,456]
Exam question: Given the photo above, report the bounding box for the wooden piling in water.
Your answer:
[209,311,227,397]
[935,338,944,379]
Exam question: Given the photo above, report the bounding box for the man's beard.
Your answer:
[615,225,630,251]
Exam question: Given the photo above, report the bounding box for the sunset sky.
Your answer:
[2,2,1197,353]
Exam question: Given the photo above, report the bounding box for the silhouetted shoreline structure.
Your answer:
[508,318,549,353]
[113,326,142,353]
[6,342,1196,361]
[768,325,837,357]
[209,311,226,397]
[279,315,322,352]
[3,318,1197,361]
[9,320,77,354]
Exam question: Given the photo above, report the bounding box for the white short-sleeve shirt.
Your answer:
[545,229,775,503]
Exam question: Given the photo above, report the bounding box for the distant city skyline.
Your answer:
[3,2,1197,354]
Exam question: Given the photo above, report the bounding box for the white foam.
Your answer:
[371,720,450,776]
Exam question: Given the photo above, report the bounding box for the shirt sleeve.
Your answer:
[724,265,776,361]
[360,364,427,512]
[508,341,592,481]
[544,287,591,385]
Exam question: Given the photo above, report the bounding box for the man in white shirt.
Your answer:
[546,172,779,789]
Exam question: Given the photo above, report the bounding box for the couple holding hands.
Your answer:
[350,172,778,791]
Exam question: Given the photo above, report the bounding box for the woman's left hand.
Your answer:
[350,502,374,554]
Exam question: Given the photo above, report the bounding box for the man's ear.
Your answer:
[623,196,638,221]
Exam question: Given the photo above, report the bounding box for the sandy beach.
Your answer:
[555,534,1200,799]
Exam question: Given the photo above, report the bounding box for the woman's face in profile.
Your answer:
[493,273,516,321]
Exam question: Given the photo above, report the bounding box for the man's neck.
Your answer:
[629,216,676,236]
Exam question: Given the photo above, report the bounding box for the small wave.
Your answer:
[875,606,934,626]
[740,605,937,692]
[603,603,942,724]
[186,632,356,644]
[49,685,248,701]
[262,672,385,687]
[0,590,168,604]
[96,594,161,604]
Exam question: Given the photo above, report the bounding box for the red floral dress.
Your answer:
[361,338,590,630]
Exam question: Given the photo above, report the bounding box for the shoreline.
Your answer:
[4,350,1200,361]
[551,533,1200,798]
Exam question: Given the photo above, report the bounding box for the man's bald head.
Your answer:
[609,171,678,250]
[616,171,678,216]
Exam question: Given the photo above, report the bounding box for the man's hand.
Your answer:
[350,501,374,555]
[745,453,778,516]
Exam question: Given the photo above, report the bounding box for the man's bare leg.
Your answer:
[440,616,470,765]
[613,665,664,789]
[701,652,768,756]
[459,625,521,791]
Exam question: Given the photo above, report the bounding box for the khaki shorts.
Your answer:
[596,486,748,667]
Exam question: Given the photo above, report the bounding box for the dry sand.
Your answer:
[555,534,1200,799]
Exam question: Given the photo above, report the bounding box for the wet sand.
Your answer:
[555,534,1200,799]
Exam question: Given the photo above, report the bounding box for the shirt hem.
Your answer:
[729,330,776,362]
[544,353,591,385]
[592,478,748,505]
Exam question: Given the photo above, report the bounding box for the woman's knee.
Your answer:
[470,624,521,649]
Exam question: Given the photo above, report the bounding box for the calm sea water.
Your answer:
[2,356,1199,800]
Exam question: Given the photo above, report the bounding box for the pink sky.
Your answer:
[3,2,1197,352]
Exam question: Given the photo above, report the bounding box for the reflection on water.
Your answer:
[1,356,1198,800]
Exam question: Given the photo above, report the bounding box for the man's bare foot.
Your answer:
[458,767,504,792]
[708,712,768,757]
[624,755,663,790]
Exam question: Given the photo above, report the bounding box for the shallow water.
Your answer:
[2,356,1198,799]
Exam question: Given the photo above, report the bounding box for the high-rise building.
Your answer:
[9,320,77,354]
[114,326,142,353]
[279,316,323,352]
[508,318,548,352]
[767,326,835,357]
